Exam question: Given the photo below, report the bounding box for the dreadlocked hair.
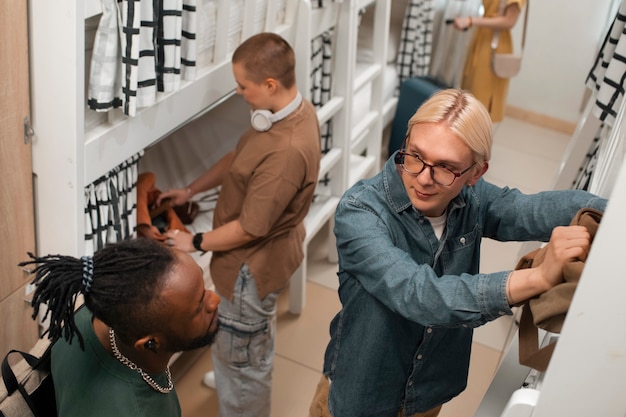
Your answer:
[19,238,177,350]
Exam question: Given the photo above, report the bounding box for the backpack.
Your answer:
[0,337,57,417]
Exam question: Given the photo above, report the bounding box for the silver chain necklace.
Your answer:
[108,328,173,394]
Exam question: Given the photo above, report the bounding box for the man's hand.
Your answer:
[164,229,195,252]
[136,224,166,241]
[156,188,191,207]
[536,225,591,290]
[507,225,591,305]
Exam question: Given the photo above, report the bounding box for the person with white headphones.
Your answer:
[158,32,321,417]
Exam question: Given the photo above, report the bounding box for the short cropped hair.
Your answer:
[232,32,296,89]
[406,89,492,169]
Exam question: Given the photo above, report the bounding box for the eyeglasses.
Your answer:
[396,151,475,186]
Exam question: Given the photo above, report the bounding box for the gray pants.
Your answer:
[211,264,279,417]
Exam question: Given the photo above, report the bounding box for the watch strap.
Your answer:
[192,232,204,252]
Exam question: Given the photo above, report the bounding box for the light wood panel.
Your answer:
[0,0,39,356]
[0,288,40,358]
[505,104,577,135]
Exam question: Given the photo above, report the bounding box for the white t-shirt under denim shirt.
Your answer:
[425,212,447,240]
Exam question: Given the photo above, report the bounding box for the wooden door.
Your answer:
[0,1,39,356]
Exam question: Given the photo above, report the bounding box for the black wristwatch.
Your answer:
[192,233,204,252]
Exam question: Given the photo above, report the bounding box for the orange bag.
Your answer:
[136,172,188,241]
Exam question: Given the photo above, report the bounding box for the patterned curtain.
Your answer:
[309,1,336,193]
[310,24,334,192]
[87,0,123,112]
[310,31,334,155]
[396,0,435,88]
[574,1,626,195]
[84,153,143,255]
[586,1,626,126]
[181,0,199,80]
[88,0,197,117]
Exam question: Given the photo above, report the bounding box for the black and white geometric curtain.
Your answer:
[310,1,336,190]
[396,0,435,88]
[574,0,626,195]
[586,1,626,126]
[395,0,483,90]
[88,0,197,117]
[310,31,334,155]
[84,153,143,255]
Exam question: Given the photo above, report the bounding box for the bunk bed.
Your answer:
[29,0,397,315]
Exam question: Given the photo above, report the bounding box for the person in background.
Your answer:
[20,238,220,417]
[309,89,606,417]
[159,32,321,417]
[453,0,526,123]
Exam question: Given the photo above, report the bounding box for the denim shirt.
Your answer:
[323,154,607,417]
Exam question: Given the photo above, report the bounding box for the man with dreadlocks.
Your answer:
[20,238,220,417]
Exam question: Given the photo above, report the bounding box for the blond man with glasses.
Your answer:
[310,89,606,417]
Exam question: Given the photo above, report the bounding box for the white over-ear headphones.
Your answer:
[250,92,303,132]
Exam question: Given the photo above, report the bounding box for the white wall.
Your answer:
[507,0,619,123]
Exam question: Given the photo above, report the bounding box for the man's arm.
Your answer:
[156,151,235,206]
[506,225,591,305]
[167,219,257,253]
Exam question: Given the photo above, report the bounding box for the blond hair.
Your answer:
[406,89,492,169]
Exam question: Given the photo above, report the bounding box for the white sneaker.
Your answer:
[203,371,216,389]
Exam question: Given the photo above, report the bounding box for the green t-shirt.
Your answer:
[51,306,181,416]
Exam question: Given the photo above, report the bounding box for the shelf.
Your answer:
[319,147,343,179]
[382,96,398,127]
[31,0,393,321]
[354,62,383,95]
[351,110,379,153]
[317,96,345,126]
[348,154,377,187]
[304,195,340,245]
[84,0,101,19]
[357,0,378,10]
[273,23,292,40]
[309,1,342,38]
[84,60,235,184]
